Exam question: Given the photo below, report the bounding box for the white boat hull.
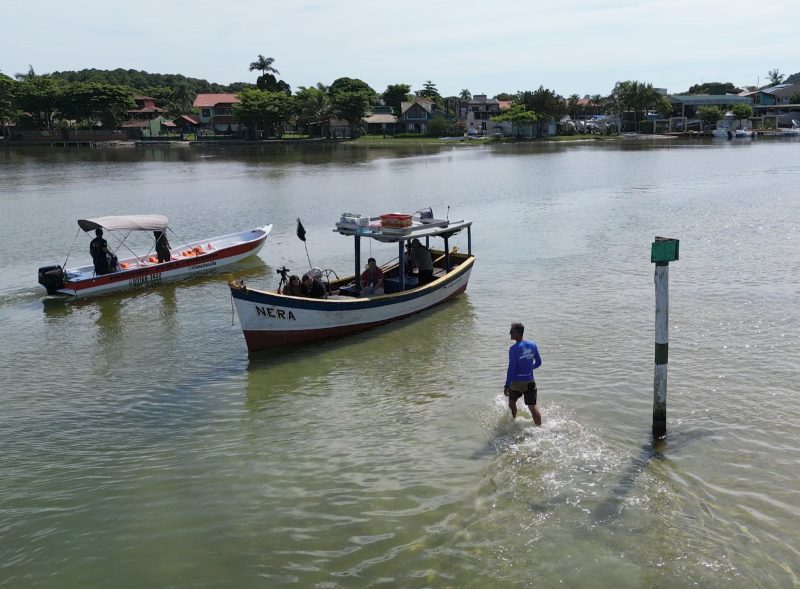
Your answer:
[230,257,474,352]
[46,225,272,299]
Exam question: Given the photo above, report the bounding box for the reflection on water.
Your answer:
[245,295,476,413]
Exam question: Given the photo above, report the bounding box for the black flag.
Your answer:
[296,218,306,242]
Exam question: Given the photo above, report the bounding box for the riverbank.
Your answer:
[2,133,680,149]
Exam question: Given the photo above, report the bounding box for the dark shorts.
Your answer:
[509,381,538,406]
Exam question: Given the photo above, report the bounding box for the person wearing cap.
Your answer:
[89,228,110,275]
[504,322,543,425]
[411,238,434,284]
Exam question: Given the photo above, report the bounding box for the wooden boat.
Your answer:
[229,210,474,353]
[38,215,272,299]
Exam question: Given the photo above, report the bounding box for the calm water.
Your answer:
[1,139,798,588]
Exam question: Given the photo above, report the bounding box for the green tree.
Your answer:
[731,103,753,121]
[249,55,279,78]
[329,77,376,101]
[256,74,291,95]
[382,83,411,114]
[14,76,62,131]
[494,92,515,101]
[15,65,36,81]
[58,82,133,128]
[331,91,370,137]
[233,88,295,138]
[417,80,441,103]
[329,78,376,137]
[790,93,800,104]
[493,103,539,137]
[567,94,580,118]
[428,114,450,136]
[697,105,724,127]
[611,81,661,132]
[590,94,604,115]
[459,89,471,100]
[517,86,564,136]
[656,96,673,118]
[685,82,742,95]
[767,68,784,86]
[0,73,17,138]
[295,86,333,137]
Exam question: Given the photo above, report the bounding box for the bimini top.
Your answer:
[77,215,170,232]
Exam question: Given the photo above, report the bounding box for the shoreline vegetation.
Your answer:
[1,133,683,149]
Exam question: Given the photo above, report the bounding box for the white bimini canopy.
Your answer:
[78,215,170,232]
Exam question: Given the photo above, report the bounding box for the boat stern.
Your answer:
[38,265,66,295]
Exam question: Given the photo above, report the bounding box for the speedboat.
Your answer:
[38,215,272,299]
[229,209,474,353]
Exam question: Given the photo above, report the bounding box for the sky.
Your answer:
[2,0,797,97]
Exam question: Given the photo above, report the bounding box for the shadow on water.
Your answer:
[476,409,715,523]
[590,425,714,524]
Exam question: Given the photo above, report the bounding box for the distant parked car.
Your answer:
[466,128,479,136]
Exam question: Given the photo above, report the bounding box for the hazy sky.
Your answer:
[3,0,797,97]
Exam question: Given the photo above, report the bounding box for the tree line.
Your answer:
[2,59,797,139]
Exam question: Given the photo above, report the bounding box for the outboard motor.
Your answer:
[38,265,65,295]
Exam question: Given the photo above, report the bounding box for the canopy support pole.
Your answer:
[354,236,361,296]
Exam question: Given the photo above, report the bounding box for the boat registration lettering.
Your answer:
[129,273,162,288]
[255,306,296,321]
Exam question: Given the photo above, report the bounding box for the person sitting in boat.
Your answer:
[360,258,384,295]
[281,274,303,296]
[411,238,434,285]
[89,228,109,275]
[154,230,171,263]
[301,273,326,298]
[404,242,416,276]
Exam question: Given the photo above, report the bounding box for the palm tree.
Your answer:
[14,65,36,81]
[249,55,279,78]
[568,94,580,118]
[296,87,333,137]
[767,68,784,86]
[459,89,471,100]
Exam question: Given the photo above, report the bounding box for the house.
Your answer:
[668,94,753,118]
[458,94,504,134]
[743,83,800,106]
[396,99,436,134]
[127,95,167,121]
[173,115,199,132]
[364,105,397,135]
[192,93,241,133]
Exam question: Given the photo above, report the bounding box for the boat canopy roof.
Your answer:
[335,215,472,244]
[78,215,169,232]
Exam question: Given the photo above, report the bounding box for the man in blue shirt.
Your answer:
[504,322,542,425]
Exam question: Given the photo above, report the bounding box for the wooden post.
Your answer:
[651,237,679,439]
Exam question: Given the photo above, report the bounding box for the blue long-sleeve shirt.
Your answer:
[505,340,542,387]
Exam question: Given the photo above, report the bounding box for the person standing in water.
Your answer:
[504,322,542,425]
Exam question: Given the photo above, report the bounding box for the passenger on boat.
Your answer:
[281,275,303,296]
[301,273,326,298]
[360,258,384,295]
[411,239,434,284]
[105,249,119,273]
[154,231,171,263]
[404,242,416,276]
[89,228,110,275]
